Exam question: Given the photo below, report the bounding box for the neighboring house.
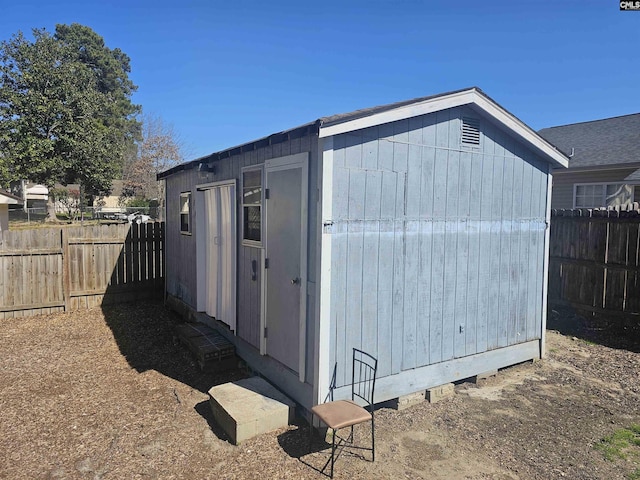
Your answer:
[9,180,127,215]
[0,190,22,231]
[93,180,125,213]
[10,181,48,210]
[159,87,568,411]
[539,113,640,209]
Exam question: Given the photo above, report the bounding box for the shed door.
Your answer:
[264,153,308,379]
[203,183,237,330]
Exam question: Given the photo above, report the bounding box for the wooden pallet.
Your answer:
[175,323,236,371]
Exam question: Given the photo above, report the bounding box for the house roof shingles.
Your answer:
[538,113,640,169]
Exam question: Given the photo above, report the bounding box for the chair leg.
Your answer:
[330,428,336,478]
[371,416,375,462]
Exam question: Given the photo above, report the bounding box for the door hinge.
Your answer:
[265,188,270,199]
[264,327,268,338]
[264,257,269,269]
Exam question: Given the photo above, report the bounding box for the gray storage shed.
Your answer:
[159,87,569,411]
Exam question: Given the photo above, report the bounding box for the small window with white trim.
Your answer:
[180,192,191,234]
[574,183,633,208]
[242,166,263,245]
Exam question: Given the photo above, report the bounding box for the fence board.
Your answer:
[0,223,164,318]
[549,208,640,323]
[157,223,164,285]
[126,223,133,283]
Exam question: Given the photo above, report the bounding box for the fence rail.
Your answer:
[0,222,164,319]
[549,207,640,322]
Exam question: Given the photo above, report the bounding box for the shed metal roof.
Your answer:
[538,113,640,169]
[158,87,569,179]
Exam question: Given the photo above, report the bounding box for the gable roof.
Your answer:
[318,87,568,168]
[158,87,568,179]
[538,113,640,169]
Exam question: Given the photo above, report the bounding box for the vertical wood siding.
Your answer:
[327,106,550,387]
[165,170,198,306]
[164,134,318,381]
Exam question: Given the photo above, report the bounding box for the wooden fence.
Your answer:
[549,208,640,322]
[0,222,164,319]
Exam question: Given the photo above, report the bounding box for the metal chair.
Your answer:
[309,348,378,478]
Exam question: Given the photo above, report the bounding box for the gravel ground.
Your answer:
[0,302,638,479]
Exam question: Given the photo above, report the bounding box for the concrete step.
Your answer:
[208,377,296,445]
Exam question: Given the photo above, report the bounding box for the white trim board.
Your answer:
[330,340,540,405]
[315,136,334,406]
[318,88,569,170]
[541,164,553,358]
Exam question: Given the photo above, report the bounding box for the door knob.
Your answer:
[291,277,301,285]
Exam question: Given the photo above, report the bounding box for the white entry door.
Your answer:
[196,182,237,331]
[264,153,308,379]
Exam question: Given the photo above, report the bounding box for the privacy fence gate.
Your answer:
[548,208,640,323]
[0,223,164,319]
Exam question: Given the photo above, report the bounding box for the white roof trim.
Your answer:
[470,91,568,168]
[318,88,569,169]
[318,89,474,138]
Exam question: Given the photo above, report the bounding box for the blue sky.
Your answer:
[1,0,638,160]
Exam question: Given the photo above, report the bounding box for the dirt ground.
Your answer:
[1,302,638,480]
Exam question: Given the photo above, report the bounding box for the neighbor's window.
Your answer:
[574,183,633,208]
[242,167,263,244]
[180,192,191,234]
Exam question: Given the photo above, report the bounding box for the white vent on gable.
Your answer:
[461,117,481,146]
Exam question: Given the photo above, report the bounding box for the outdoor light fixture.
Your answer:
[198,162,216,175]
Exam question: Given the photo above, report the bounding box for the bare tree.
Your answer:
[122,113,184,218]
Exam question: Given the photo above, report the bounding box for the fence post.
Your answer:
[603,215,610,310]
[61,228,70,311]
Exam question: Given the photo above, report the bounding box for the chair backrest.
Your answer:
[351,348,378,410]
[326,362,337,402]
